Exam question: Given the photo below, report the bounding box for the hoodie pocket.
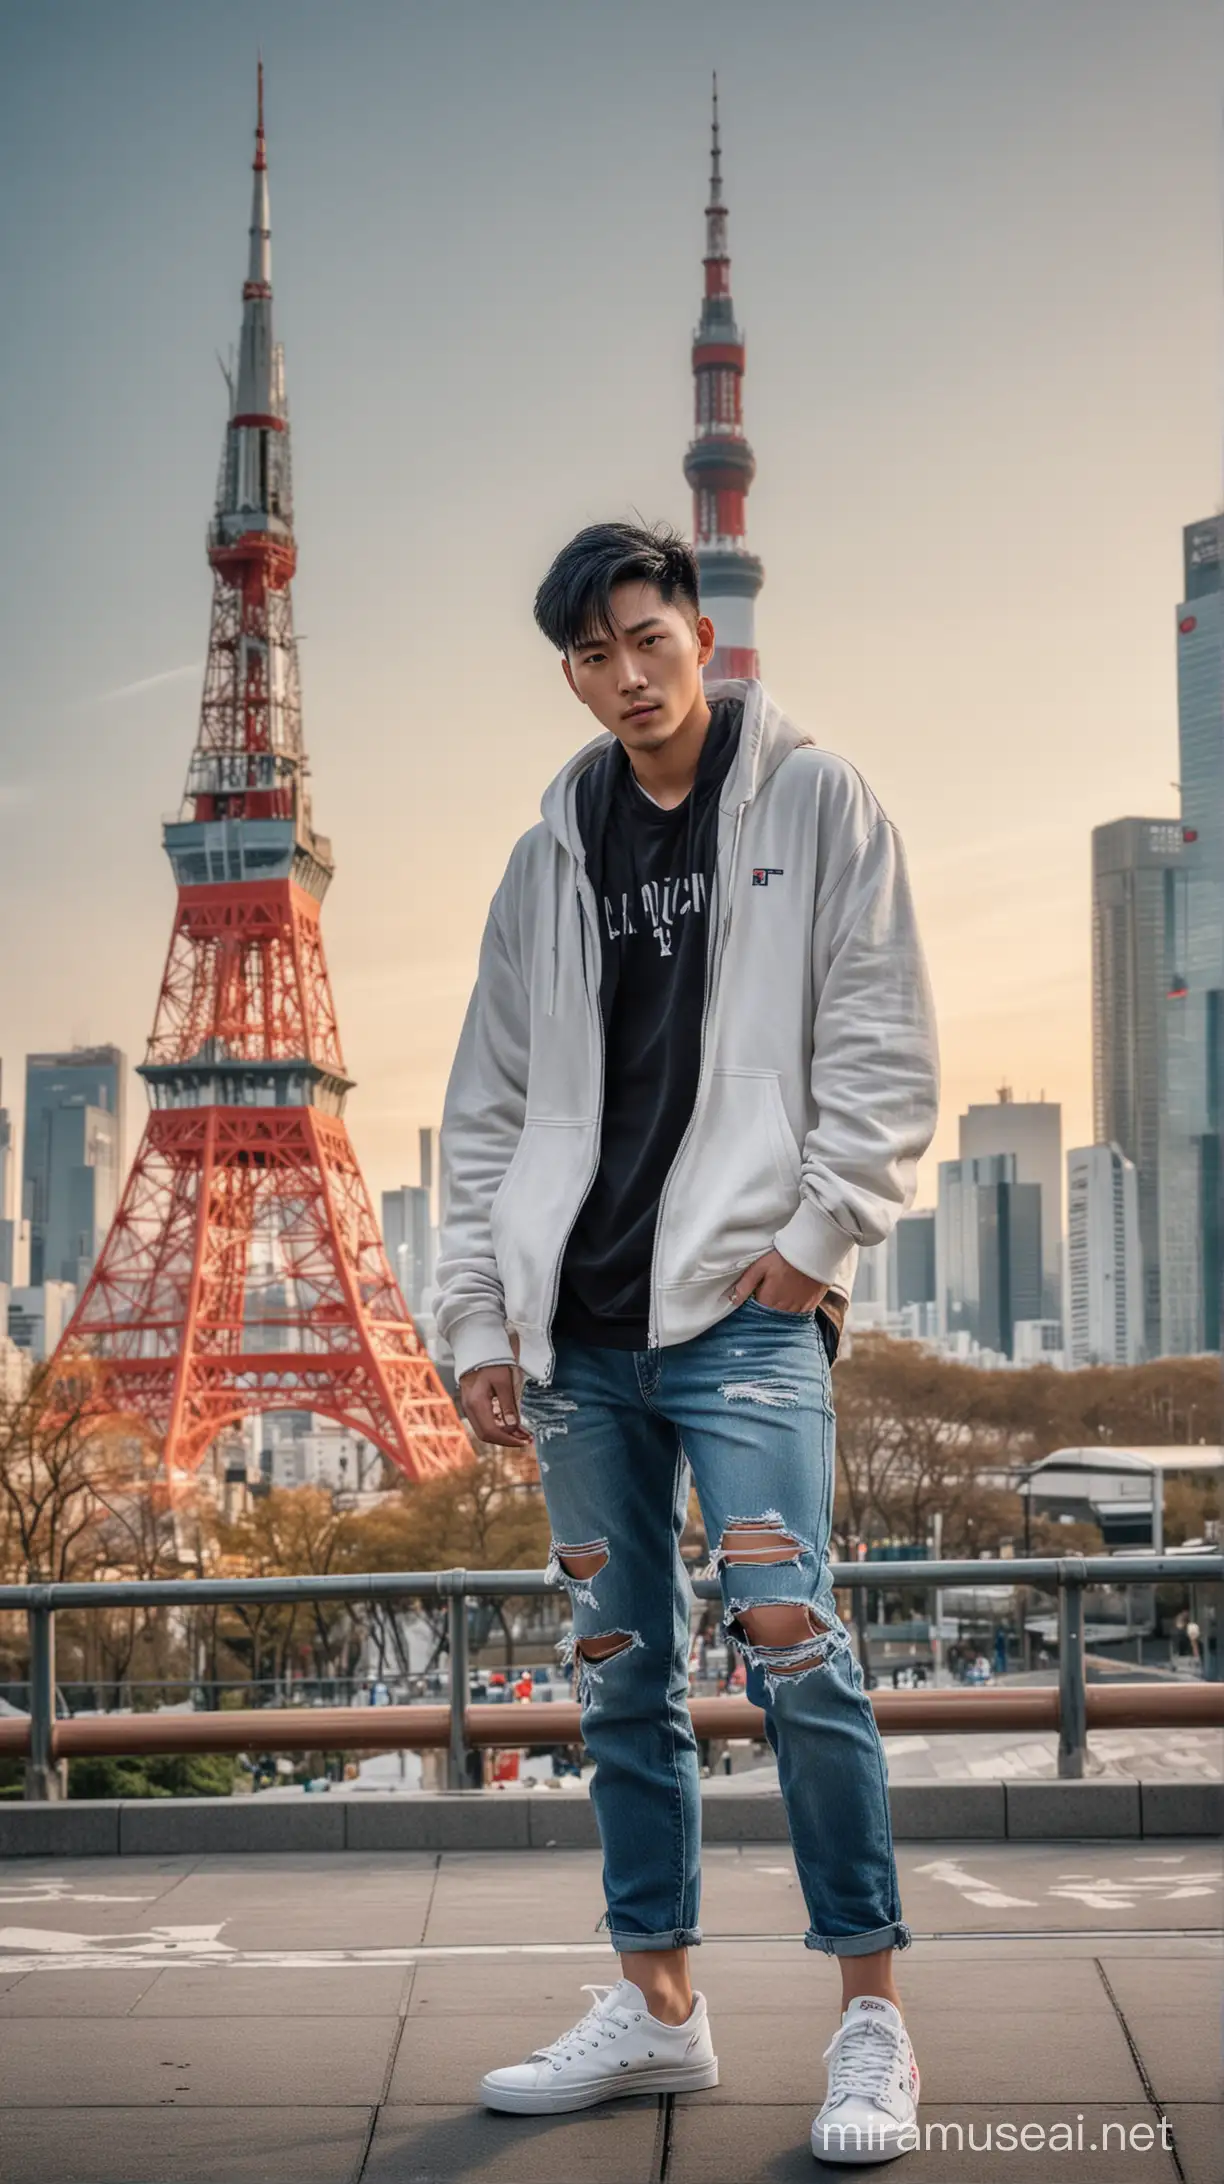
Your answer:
[489,1118,593,1331]
[660,1066,803,1285]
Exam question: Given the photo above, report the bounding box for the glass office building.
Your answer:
[1159,517,1223,1354]
[1092,816,1187,1356]
[22,1047,125,1289]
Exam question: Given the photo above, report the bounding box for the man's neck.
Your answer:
[627,687,712,811]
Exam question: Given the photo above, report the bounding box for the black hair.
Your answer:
[533,521,701,653]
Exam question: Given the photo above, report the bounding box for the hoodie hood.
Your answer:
[538,680,812,859]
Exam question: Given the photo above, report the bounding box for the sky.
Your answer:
[0,0,1220,1220]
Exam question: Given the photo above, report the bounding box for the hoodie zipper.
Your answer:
[538,870,605,1387]
[645,798,747,1350]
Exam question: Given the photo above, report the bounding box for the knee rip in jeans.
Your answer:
[547,1537,609,1611]
[557,1626,643,1701]
[724,1598,844,1692]
[712,1513,844,1692]
[706,1511,809,1577]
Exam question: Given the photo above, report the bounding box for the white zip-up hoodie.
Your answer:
[434,680,939,1388]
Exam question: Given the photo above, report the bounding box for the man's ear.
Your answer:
[696,614,716,668]
[561,655,586,705]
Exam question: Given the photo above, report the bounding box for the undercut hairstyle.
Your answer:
[533,521,701,653]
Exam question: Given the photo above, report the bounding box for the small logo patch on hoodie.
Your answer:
[752,867,784,887]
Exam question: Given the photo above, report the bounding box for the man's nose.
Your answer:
[616,653,648,692]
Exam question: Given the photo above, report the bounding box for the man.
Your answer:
[435,521,939,2164]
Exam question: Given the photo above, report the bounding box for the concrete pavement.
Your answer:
[0,1842,1220,2181]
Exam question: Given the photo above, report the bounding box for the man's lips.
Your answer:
[623,701,660,721]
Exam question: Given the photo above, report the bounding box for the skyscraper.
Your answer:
[1159,514,1223,1355]
[1092,816,1187,1356]
[22,1048,124,1287]
[891,1211,936,1311]
[1066,1144,1143,1368]
[684,79,763,679]
[383,1129,441,1318]
[0,1064,20,1286]
[382,1186,433,1317]
[958,1090,1062,1322]
[936,1154,1042,1358]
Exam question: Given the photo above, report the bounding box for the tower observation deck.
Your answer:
[684,77,763,680]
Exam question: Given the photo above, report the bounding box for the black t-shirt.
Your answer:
[553,698,744,1347]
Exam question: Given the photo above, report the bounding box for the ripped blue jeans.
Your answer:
[518,1295,910,1960]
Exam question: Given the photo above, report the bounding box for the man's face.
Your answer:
[562,579,716,750]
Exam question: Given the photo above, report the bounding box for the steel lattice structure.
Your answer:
[684,78,764,679]
[54,70,470,1479]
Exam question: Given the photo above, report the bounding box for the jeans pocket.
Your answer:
[739,1294,817,1321]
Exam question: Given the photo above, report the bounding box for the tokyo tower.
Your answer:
[684,77,763,678]
[54,70,469,1479]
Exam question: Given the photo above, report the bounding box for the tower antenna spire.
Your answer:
[255,53,266,170]
[683,77,763,681]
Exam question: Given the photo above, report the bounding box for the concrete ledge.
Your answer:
[525,1796,599,1849]
[889,1782,1006,1840]
[1005,1778,1141,1839]
[701,1792,791,1844]
[119,1795,347,1856]
[346,1794,530,1852]
[0,1799,121,1859]
[2,1778,1216,1856]
[1140,1777,1224,1839]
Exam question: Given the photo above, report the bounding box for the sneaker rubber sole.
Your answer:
[481,2056,720,2114]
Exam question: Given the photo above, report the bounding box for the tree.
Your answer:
[0,1360,116,1586]
[209,1489,362,1692]
[345,1452,553,1671]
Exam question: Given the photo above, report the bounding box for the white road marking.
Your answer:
[0,1882,154,1906]
[1046,1873,1219,1911]
[911,1858,1038,1908]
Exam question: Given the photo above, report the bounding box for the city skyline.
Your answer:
[0,3,1218,1219]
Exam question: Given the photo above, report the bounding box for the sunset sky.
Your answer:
[0,0,1219,1217]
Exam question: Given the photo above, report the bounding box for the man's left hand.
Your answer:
[725,1248,828,1315]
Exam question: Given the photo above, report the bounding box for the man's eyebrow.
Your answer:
[575,617,666,648]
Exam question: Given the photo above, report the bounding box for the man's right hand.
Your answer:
[458,1362,534,1448]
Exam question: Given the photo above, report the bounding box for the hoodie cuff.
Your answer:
[773,1202,860,1297]
[442,1309,517,1383]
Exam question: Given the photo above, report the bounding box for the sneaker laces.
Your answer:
[821,2013,903,2105]
[530,1983,639,2066]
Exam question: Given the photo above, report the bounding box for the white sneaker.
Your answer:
[811,1996,919,2165]
[479,1978,719,2114]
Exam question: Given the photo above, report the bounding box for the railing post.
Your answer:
[447,1587,471,1791]
[24,1598,63,1803]
[1057,1570,1087,1780]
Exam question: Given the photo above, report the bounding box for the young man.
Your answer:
[435,521,939,2165]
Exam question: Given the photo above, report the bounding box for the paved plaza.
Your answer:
[0,1841,1220,2182]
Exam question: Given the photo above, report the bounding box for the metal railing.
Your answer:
[1,1555,1219,1802]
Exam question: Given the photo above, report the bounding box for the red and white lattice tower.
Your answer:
[53,70,469,1479]
[684,76,763,679]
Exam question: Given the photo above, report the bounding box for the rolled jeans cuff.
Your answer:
[805,1920,912,1957]
[609,1926,703,1953]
